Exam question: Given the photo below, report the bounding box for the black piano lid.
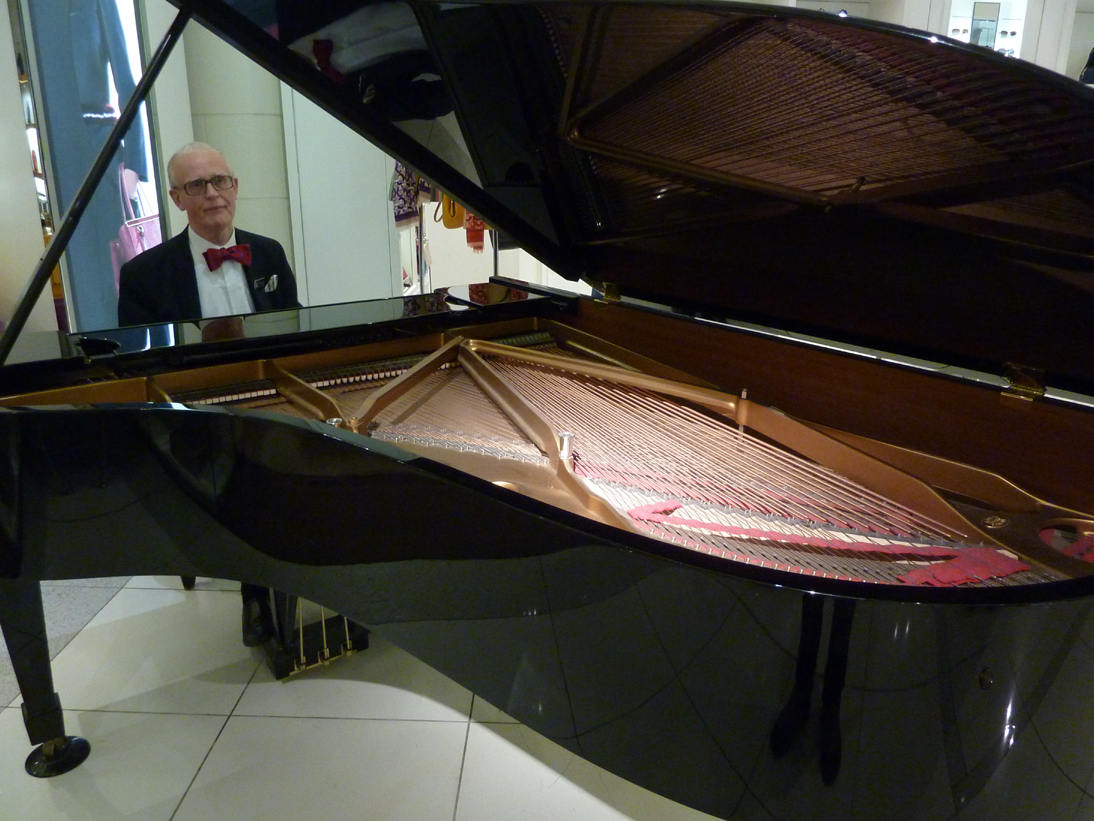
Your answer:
[164,0,1094,395]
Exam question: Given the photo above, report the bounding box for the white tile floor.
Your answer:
[0,576,720,821]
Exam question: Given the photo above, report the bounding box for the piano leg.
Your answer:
[0,578,90,777]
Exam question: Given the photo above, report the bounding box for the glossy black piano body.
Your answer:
[2,1,1094,819]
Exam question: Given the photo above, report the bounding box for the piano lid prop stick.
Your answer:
[319,606,329,663]
[342,616,354,652]
[297,600,306,671]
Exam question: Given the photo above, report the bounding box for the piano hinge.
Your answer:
[73,336,122,361]
[588,281,620,302]
[1002,363,1045,401]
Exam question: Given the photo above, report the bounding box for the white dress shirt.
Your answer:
[189,230,255,319]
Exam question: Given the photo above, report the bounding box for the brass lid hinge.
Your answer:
[588,280,620,302]
[1002,363,1045,401]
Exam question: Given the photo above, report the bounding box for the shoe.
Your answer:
[242,598,274,647]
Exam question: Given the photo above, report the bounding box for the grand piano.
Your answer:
[2,1,1094,818]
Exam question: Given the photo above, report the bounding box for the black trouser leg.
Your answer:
[240,582,268,603]
[240,583,274,647]
[793,594,825,692]
[771,594,825,756]
[820,598,856,784]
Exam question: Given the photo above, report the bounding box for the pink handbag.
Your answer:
[110,163,162,293]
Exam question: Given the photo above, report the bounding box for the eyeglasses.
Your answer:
[174,175,235,196]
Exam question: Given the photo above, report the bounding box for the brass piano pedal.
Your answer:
[266,600,370,680]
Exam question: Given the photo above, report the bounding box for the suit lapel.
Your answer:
[169,229,202,321]
[239,231,272,313]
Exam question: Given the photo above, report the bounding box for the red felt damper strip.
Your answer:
[628,501,1030,587]
[1063,535,1094,562]
[897,548,1028,587]
[628,501,956,557]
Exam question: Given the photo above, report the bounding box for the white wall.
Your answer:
[870,0,908,27]
[897,0,948,33]
[140,0,194,239]
[1024,0,1080,70]
[496,246,592,296]
[420,214,591,296]
[282,88,402,305]
[796,2,873,17]
[0,2,59,334]
[179,23,294,268]
[750,0,943,29]
[1065,11,1094,78]
[944,0,1028,53]
[423,211,495,289]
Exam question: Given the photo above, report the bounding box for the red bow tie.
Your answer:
[203,244,252,271]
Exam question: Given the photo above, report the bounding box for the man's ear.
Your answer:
[169,189,185,210]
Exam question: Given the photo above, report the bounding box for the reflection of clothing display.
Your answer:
[432,193,490,253]
[109,162,162,293]
[350,50,452,121]
[275,0,375,43]
[117,228,300,327]
[68,0,147,179]
[281,0,453,121]
[279,0,422,63]
[464,211,486,253]
[466,284,528,305]
[391,162,436,229]
[28,0,150,331]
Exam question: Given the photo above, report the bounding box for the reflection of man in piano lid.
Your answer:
[116,142,301,332]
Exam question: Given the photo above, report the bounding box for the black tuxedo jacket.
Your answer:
[117,227,301,327]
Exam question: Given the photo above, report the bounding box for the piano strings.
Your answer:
[476,349,1043,587]
[134,328,1059,588]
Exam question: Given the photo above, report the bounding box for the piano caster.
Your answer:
[25,735,91,778]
